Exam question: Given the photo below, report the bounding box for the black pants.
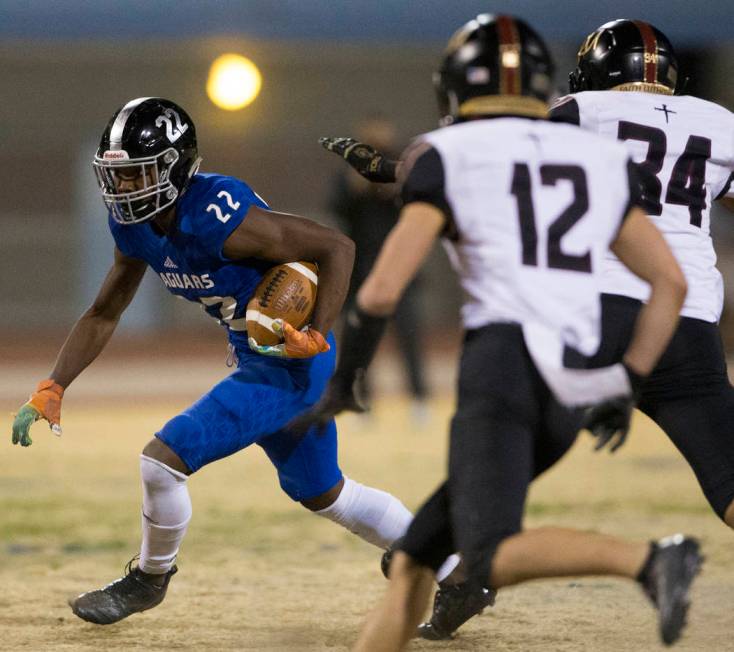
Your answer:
[586,294,734,519]
[400,323,580,586]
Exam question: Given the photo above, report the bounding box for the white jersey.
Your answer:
[551,91,734,323]
[401,118,637,405]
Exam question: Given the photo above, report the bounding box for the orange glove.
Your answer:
[12,379,65,446]
[248,320,330,359]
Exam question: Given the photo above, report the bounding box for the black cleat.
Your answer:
[69,557,177,625]
[417,582,496,640]
[639,534,702,646]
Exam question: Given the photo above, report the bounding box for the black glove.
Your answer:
[287,370,367,437]
[319,136,398,183]
[582,364,645,453]
[286,306,388,437]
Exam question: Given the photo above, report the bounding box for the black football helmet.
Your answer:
[434,14,555,124]
[569,20,678,95]
[93,97,202,224]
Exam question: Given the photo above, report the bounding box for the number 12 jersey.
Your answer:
[400,117,640,405]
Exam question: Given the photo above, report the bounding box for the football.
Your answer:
[246,261,318,345]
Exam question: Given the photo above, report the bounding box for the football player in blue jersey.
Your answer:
[9,97,424,625]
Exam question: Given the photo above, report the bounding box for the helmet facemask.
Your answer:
[93,147,184,224]
[94,97,201,225]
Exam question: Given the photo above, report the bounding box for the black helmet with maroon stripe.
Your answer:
[434,14,555,125]
[569,19,678,95]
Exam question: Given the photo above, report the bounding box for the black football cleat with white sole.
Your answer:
[639,534,702,646]
[69,557,177,625]
[417,581,496,640]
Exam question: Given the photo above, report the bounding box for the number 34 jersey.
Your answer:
[109,172,271,352]
[551,91,734,323]
[401,118,638,405]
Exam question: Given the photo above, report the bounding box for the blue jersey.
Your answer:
[110,174,342,496]
[109,173,271,351]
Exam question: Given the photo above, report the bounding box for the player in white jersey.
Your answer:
[294,14,700,648]
[550,20,734,531]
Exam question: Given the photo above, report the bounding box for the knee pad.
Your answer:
[139,455,192,574]
[140,455,192,526]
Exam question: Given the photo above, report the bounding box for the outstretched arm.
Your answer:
[12,247,147,445]
[288,143,448,431]
[320,137,402,183]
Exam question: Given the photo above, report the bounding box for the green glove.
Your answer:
[248,320,330,359]
[12,404,41,447]
[11,379,64,447]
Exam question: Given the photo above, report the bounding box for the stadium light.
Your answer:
[206,54,262,111]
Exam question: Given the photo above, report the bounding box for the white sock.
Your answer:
[139,454,192,575]
[315,477,412,549]
[436,554,462,583]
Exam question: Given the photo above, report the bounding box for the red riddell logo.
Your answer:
[103,150,129,160]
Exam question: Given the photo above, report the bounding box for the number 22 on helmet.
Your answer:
[93,97,202,224]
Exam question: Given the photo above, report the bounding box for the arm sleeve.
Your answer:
[549,96,581,126]
[195,178,268,262]
[330,305,388,391]
[400,146,457,239]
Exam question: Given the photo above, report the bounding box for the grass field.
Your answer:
[1,384,732,651]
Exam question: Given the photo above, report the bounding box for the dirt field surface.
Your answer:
[1,385,732,651]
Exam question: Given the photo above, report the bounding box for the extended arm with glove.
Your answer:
[9,248,148,448]
[319,137,399,183]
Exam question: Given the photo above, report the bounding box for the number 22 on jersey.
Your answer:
[205,190,242,223]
